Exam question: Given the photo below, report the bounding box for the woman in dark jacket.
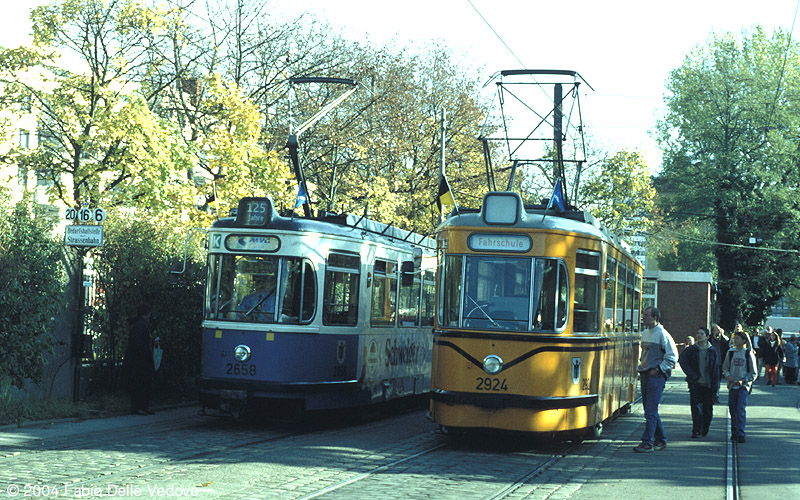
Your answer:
[763,329,786,387]
[125,302,155,415]
[679,327,720,438]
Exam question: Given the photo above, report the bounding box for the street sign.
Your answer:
[93,208,106,223]
[65,225,103,247]
[77,207,92,222]
[65,207,107,222]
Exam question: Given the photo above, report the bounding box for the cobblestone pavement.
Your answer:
[0,399,650,500]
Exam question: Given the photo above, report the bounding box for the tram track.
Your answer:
[3,408,446,500]
[294,442,449,500]
[13,429,303,500]
[727,408,740,500]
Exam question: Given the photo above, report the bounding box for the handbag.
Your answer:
[153,337,163,371]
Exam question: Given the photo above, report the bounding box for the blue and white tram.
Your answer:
[198,197,436,415]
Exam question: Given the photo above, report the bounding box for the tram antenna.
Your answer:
[286,77,372,218]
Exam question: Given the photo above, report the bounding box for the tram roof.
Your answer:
[210,211,435,251]
[437,203,633,255]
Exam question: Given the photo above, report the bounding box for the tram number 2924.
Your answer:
[476,377,508,392]
[226,363,257,376]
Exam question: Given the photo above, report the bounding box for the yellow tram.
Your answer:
[430,191,642,438]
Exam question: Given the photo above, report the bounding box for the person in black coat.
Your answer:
[763,329,786,387]
[125,302,155,415]
[679,327,720,438]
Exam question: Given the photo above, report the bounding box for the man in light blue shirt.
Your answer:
[633,306,678,453]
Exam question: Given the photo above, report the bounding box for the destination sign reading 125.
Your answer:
[237,197,273,227]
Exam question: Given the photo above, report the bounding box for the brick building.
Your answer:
[643,271,715,348]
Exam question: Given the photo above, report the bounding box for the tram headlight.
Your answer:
[483,355,503,375]
[233,345,252,363]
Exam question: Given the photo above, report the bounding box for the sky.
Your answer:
[2,0,799,171]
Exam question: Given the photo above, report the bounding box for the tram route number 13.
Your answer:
[476,377,508,392]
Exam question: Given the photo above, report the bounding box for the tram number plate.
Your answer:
[475,377,508,392]
[226,363,257,376]
[220,390,247,401]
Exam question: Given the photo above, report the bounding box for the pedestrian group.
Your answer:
[633,313,796,452]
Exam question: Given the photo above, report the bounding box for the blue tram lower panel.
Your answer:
[198,327,366,410]
[197,328,431,411]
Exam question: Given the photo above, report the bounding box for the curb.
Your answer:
[0,401,199,432]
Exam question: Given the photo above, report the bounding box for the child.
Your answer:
[722,331,757,443]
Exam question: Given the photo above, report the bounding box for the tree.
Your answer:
[578,150,656,234]
[655,27,800,328]
[288,42,489,233]
[0,0,195,214]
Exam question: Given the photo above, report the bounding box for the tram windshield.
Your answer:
[440,255,567,332]
[205,254,315,324]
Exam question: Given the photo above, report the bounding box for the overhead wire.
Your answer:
[649,229,800,255]
[465,0,526,70]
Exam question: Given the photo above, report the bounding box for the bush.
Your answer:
[0,194,66,390]
[89,213,205,394]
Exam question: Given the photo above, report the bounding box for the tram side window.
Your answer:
[205,255,221,318]
[279,259,316,323]
[633,273,641,333]
[421,270,435,326]
[398,262,421,327]
[627,269,635,333]
[323,253,360,326]
[371,260,397,326]
[604,257,617,333]
[616,265,627,332]
[557,261,568,329]
[440,255,463,328]
[533,259,562,331]
[574,250,600,333]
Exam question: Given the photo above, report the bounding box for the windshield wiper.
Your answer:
[244,290,275,318]
[465,295,498,327]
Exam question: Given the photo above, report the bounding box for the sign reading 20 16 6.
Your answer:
[385,338,419,366]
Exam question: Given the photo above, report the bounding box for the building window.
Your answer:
[19,130,30,148]
[18,165,28,186]
[36,169,51,186]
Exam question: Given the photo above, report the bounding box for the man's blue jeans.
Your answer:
[640,371,667,445]
[728,387,748,438]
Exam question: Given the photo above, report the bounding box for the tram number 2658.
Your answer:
[475,377,508,392]
[226,363,256,376]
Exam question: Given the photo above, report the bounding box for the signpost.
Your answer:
[64,206,106,401]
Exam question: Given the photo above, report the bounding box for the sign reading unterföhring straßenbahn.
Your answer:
[65,225,103,247]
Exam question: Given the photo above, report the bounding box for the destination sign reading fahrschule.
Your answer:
[65,225,104,247]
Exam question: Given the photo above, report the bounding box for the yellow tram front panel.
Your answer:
[431,334,613,433]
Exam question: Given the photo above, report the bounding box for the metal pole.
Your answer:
[72,248,86,402]
[554,83,563,182]
[438,108,446,224]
